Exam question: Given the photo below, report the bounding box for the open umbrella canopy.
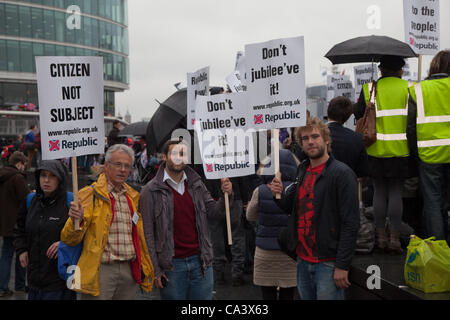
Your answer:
[325,35,418,65]
[119,121,149,137]
[146,89,187,154]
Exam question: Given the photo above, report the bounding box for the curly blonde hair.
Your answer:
[295,116,332,154]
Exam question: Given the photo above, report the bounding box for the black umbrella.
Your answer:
[146,89,187,154]
[325,35,418,64]
[119,121,149,137]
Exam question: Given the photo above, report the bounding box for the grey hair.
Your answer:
[105,144,135,164]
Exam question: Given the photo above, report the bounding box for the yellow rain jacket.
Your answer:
[61,174,154,296]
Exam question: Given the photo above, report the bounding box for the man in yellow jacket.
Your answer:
[61,144,154,299]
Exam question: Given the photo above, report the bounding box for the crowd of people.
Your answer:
[0,50,448,301]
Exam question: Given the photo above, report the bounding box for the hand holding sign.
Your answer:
[69,199,84,227]
[268,175,283,198]
[221,177,233,246]
[221,178,232,195]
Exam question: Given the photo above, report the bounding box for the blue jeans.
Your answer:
[28,287,76,300]
[0,237,26,291]
[419,160,450,243]
[296,259,344,300]
[159,255,213,300]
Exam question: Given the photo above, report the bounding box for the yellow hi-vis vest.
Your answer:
[363,77,414,158]
[409,77,450,164]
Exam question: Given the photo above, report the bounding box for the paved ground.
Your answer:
[0,234,265,301]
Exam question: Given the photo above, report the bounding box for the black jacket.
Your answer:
[107,127,121,147]
[0,166,30,236]
[275,155,359,271]
[328,122,369,178]
[14,160,70,291]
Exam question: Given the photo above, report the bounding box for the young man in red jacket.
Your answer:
[269,117,359,300]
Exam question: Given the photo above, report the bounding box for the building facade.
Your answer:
[0,0,129,119]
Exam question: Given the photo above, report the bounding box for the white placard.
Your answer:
[354,64,378,99]
[236,52,248,87]
[235,51,244,71]
[334,80,355,102]
[326,74,350,104]
[403,0,440,55]
[36,56,105,160]
[226,71,246,93]
[195,93,254,179]
[245,36,307,130]
[187,66,209,130]
[402,60,420,81]
[333,79,356,130]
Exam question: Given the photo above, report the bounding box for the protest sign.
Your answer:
[187,66,209,130]
[403,0,440,55]
[402,60,421,81]
[36,56,104,230]
[36,56,105,161]
[195,92,254,244]
[235,51,244,71]
[354,64,378,100]
[334,80,355,103]
[195,93,254,180]
[326,74,350,104]
[226,71,246,93]
[245,36,307,130]
[334,79,356,130]
[235,51,248,88]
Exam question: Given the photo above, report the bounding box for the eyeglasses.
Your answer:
[300,134,321,142]
[109,162,132,170]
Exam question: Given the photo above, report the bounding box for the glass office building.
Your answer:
[0,0,129,115]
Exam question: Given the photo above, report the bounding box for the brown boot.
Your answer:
[375,228,388,252]
[387,230,403,254]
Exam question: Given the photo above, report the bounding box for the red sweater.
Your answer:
[296,162,335,263]
[167,182,199,258]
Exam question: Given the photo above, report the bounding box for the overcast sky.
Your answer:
[116,0,450,122]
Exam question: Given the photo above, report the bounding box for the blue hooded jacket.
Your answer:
[256,149,298,250]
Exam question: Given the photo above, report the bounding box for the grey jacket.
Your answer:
[139,164,231,277]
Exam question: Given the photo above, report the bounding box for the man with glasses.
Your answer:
[268,117,359,300]
[61,144,154,299]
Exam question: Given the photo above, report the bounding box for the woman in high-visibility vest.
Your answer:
[354,55,416,254]
[407,50,450,245]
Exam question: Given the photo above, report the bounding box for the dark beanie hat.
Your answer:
[379,55,405,70]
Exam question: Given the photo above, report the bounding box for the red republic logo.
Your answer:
[206,163,214,172]
[192,119,195,125]
[254,114,264,125]
[410,38,414,45]
[49,140,60,152]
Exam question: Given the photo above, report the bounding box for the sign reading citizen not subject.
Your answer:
[245,36,307,130]
[36,56,105,160]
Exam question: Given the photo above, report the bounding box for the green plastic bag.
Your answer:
[404,236,450,293]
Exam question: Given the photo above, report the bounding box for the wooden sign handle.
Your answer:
[224,193,232,245]
[417,54,422,82]
[71,157,80,230]
[272,129,281,199]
